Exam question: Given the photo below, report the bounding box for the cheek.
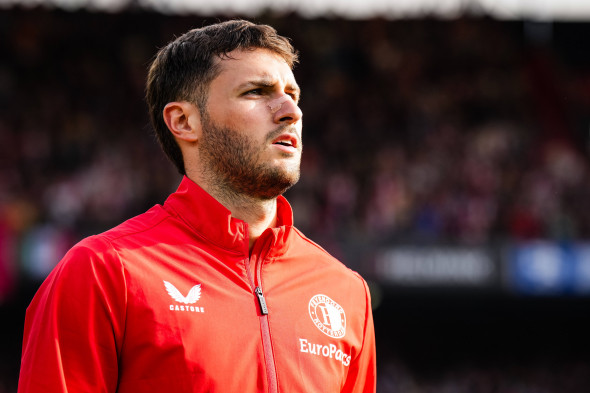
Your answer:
[220,106,271,136]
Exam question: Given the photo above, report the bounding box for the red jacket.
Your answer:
[19,176,376,393]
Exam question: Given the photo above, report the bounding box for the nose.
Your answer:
[271,94,302,125]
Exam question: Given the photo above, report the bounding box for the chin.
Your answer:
[254,168,300,200]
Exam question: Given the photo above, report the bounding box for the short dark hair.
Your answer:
[146,19,299,175]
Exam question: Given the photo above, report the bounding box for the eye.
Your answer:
[244,88,263,96]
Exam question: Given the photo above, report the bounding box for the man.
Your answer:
[18,20,376,392]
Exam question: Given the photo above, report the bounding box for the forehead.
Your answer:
[213,48,297,87]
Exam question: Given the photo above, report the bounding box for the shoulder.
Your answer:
[98,204,172,243]
[288,227,368,286]
[52,205,172,277]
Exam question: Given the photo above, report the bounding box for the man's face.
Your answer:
[197,49,303,200]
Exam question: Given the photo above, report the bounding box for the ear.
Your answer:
[162,101,202,143]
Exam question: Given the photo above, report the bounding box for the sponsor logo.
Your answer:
[298,338,351,367]
[169,304,204,313]
[164,280,205,313]
[308,294,346,338]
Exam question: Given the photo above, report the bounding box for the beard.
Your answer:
[197,114,301,200]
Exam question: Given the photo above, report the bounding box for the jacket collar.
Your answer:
[164,176,294,256]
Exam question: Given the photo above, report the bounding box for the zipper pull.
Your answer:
[254,286,269,315]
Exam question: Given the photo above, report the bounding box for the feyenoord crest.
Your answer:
[308,294,346,338]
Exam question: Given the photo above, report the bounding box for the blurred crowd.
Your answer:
[377,358,590,393]
[2,8,590,392]
[3,11,590,285]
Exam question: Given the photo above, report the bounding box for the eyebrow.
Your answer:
[237,79,274,90]
[237,76,301,95]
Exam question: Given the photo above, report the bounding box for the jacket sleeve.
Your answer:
[341,278,377,393]
[18,236,126,393]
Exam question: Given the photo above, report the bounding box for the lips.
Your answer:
[271,133,299,149]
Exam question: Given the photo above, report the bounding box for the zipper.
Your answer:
[255,286,269,315]
[244,254,278,393]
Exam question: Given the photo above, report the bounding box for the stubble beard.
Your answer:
[197,114,301,201]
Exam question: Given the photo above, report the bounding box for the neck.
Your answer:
[223,192,278,252]
[187,173,278,252]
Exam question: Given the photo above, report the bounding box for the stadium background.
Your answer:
[2,2,590,392]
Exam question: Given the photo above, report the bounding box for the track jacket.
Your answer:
[19,176,376,393]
